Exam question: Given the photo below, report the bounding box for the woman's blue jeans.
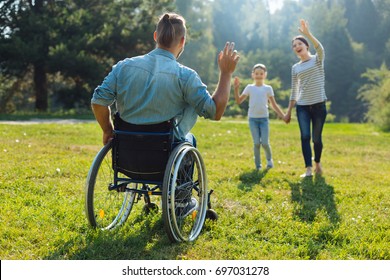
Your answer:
[249,117,272,169]
[296,102,327,168]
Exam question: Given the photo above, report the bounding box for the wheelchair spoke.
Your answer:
[162,143,208,242]
[85,143,137,230]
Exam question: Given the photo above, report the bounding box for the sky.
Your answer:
[268,0,299,14]
[268,0,285,13]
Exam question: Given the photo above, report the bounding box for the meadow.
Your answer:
[0,117,389,260]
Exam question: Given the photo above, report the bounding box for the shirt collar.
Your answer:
[151,48,176,60]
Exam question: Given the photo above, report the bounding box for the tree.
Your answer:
[374,0,390,64]
[175,0,217,84]
[0,0,58,111]
[0,0,174,112]
[359,63,390,131]
[48,0,175,109]
[240,0,269,51]
[211,0,248,52]
[269,0,302,52]
[343,0,379,52]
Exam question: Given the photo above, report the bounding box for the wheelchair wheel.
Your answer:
[85,141,136,230]
[162,142,208,242]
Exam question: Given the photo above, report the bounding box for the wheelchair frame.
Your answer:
[85,121,216,242]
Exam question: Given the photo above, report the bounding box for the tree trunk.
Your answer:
[33,62,48,112]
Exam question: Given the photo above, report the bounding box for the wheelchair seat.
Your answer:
[112,115,174,182]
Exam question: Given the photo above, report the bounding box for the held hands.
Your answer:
[277,107,291,124]
[218,42,240,74]
[283,111,291,124]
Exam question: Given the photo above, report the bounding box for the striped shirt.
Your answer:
[290,43,327,105]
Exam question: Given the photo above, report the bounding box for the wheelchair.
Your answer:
[85,115,217,242]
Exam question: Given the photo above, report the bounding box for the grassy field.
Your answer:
[0,117,389,260]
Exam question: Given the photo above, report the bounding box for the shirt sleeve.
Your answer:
[242,85,250,96]
[182,71,216,120]
[91,64,118,106]
[268,85,274,97]
[290,66,298,101]
[315,42,325,65]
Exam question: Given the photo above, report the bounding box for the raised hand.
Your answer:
[213,42,240,120]
[298,19,310,36]
[234,76,240,89]
[298,19,321,49]
[218,42,240,74]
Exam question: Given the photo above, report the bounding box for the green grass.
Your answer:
[0,110,94,121]
[0,117,389,260]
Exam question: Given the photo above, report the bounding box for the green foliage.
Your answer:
[210,0,390,122]
[0,74,17,113]
[2,0,390,122]
[212,0,248,53]
[0,0,175,111]
[343,0,380,52]
[0,119,389,260]
[359,63,390,131]
[175,0,217,83]
[239,0,270,50]
[0,71,36,113]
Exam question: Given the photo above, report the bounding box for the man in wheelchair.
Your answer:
[91,12,239,145]
[88,12,239,241]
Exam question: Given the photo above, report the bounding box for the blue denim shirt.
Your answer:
[91,48,216,140]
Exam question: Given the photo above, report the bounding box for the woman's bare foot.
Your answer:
[314,162,323,175]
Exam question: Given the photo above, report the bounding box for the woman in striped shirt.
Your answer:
[284,19,327,177]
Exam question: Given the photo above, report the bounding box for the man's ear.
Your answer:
[180,36,186,47]
[153,31,157,42]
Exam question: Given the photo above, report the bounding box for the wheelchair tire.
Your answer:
[85,141,136,230]
[162,142,208,242]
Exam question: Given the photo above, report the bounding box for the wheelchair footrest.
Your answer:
[207,189,214,209]
[206,189,218,220]
[206,208,218,220]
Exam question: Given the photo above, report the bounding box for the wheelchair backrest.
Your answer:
[112,116,174,182]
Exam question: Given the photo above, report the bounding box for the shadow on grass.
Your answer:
[289,175,343,259]
[290,175,340,224]
[237,169,269,192]
[45,212,192,260]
